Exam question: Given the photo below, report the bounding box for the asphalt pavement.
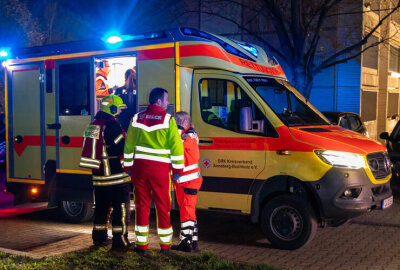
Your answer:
[1,168,400,269]
[0,199,399,269]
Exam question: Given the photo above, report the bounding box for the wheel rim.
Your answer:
[62,201,84,217]
[269,205,303,241]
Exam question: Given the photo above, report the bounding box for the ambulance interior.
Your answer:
[199,79,267,135]
[94,56,137,131]
[94,56,137,113]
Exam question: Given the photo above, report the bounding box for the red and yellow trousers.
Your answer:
[132,159,173,250]
[175,176,202,243]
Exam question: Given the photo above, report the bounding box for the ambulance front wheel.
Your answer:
[59,201,94,223]
[261,194,317,250]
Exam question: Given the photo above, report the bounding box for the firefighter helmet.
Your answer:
[100,95,126,116]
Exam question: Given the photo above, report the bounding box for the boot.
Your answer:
[111,233,131,249]
[171,239,192,252]
[159,248,170,255]
[192,241,199,252]
[111,238,131,252]
[134,247,147,256]
[192,220,199,252]
[92,229,109,246]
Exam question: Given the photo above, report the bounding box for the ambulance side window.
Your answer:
[59,62,90,115]
[199,79,275,136]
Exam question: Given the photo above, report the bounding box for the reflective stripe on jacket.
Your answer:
[123,104,184,174]
[96,70,109,98]
[80,111,130,186]
[177,127,202,189]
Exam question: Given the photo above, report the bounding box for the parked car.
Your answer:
[380,121,400,176]
[322,111,369,137]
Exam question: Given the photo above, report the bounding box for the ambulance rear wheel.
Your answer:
[261,194,317,250]
[59,201,94,223]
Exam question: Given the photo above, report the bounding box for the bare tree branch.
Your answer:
[177,9,288,61]
[314,0,400,75]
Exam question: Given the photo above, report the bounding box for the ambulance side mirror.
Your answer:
[380,132,389,140]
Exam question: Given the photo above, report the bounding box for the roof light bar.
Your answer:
[102,31,166,47]
[237,43,258,57]
[181,27,256,62]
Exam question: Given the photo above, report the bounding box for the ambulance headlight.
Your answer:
[314,150,365,169]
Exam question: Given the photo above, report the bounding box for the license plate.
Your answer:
[382,196,393,209]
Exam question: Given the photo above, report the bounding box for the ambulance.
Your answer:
[2,27,393,249]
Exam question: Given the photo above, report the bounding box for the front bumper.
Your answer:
[306,167,392,220]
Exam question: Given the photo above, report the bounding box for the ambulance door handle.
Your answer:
[15,135,23,144]
[199,139,214,146]
[47,123,61,130]
[61,136,70,145]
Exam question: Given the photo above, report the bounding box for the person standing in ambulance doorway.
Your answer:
[96,59,111,100]
[80,95,131,250]
[123,87,184,255]
[171,111,203,252]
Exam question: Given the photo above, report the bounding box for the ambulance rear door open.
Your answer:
[7,63,46,183]
[53,57,95,202]
[54,54,137,202]
[191,70,268,214]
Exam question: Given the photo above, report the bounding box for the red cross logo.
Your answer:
[202,158,211,169]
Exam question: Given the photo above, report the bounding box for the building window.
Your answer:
[363,35,379,69]
[388,92,399,117]
[389,45,400,73]
[361,90,377,121]
[59,62,90,115]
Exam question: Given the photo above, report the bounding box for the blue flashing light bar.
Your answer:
[237,43,258,58]
[181,27,256,62]
[102,31,166,47]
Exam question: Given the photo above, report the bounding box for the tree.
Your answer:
[0,0,44,47]
[171,0,400,99]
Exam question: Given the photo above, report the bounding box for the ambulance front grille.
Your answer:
[366,152,392,180]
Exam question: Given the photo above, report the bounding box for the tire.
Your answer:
[260,194,317,250]
[58,201,94,223]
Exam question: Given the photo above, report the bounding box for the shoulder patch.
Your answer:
[84,125,101,139]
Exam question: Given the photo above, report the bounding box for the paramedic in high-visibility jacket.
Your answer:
[123,87,184,254]
[96,59,111,100]
[171,111,203,252]
[80,95,131,250]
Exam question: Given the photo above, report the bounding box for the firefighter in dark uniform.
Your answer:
[80,95,131,249]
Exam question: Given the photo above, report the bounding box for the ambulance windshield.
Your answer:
[245,77,329,127]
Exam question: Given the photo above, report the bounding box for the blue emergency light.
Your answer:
[102,31,125,48]
[105,36,123,44]
[237,43,258,58]
[102,30,166,49]
[0,48,10,59]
